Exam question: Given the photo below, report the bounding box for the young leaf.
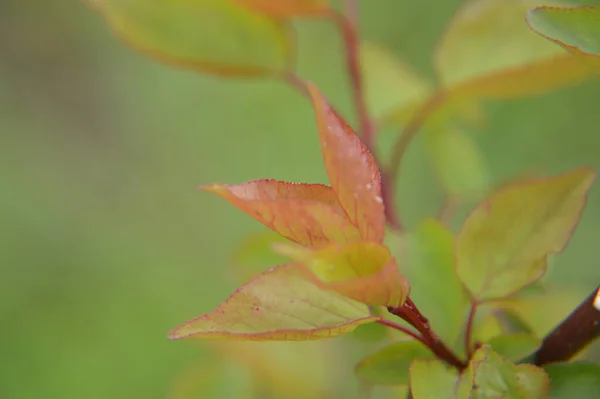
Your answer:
[424,127,490,201]
[544,362,600,399]
[359,41,433,122]
[355,340,434,386]
[168,263,378,341]
[406,219,469,347]
[527,5,600,57]
[470,345,550,399]
[409,359,472,399]
[274,241,410,307]
[202,180,361,247]
[232,0,329,17]
[456,167,595,301]
[435,0,599,99]
[486,332,541,362]
[308,83,386,243]
[90,0,290,76]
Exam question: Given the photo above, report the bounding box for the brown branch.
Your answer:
[533,285,600,366]
[388,299,467,370]
[377,319,427,345]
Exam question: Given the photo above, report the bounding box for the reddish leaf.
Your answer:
[168,263,378,341]
[307,83,385,243]
[202,179,360,247]
[274,241,410,307]
[233,0,329,17]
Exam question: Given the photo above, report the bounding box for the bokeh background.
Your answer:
[2,0,599,398]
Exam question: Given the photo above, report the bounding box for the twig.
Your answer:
[328,9,375,150]
[532,285,600,366]
[464,300,478,358]
[377,319,427,345]
[388,299,467,370]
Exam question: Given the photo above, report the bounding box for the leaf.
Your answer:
[469,345,550,399]
[232,0,329,17]
[307,83,386,243]
[544,362,600,399]
[486,333,541,362]
[90,0,290,76]
[351,321,389,342]
[406,219,469,347]
[229,230,290,284]
[168,263,379,341]
[527,5,600,57]
[355,340,434,386]
[202,180,361,248]
[274,241,410,307]
[410,359,472,399]
[456,167,595,301]
[424,126,490,200]
[359,41,433,122]
[493,308,536,335]
[435,0,599,99]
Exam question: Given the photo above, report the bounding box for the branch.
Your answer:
[533,285,600,366]
[388,298,467,370]
[464,300,478,358]
[377,318,427,345]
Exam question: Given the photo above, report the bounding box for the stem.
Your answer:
[388,299,467,370]
[464,300,478,358]
[532,285,600,366]
[377,319,427,345]
[328,9,374,150]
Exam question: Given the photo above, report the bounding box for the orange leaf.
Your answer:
[202,179,360,247]
[307,83,386,243]
[233,0,329,17]
[168,263,378,341]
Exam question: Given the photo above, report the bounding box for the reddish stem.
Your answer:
[328,10,374,151]
[376,319,427,345]
[464,300,478,358]
[388,299,467,370]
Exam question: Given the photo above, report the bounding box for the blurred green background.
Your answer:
[2,0,599,398]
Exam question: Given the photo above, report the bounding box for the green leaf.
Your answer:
[424,127,490,200]
[527,5,600,57]
[456,167,595,301]
[435,0,599,99]
[355,340,434,386]
[410,359,473,399]
[486,333,541,362]
[544,362,600,399]
[90,0,290,76]
[360,41,433,122]
[168,263,379,341]
[230,230,290,283]
[470,345,550,399]
[351,321,389,342]
[406,219,469,347]
[493,308,536,335]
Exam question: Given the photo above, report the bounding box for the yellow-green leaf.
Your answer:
[90,0,290,76]
[470,345,550,399]
[274,241,410,307]
[406,219,469,347]
[527,5,600,57]
[360,41,433,122]
[232,0,329,17]
[486,333,541,362]
[355,340,434,386]
[435,0,599,99]
[456,167,595,301]
[168,263,378,341]
[544,362,600,399]
[424,126,490,200]
[410,359,472,399]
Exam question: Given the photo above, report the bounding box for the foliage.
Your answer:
[90,0,600,398]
